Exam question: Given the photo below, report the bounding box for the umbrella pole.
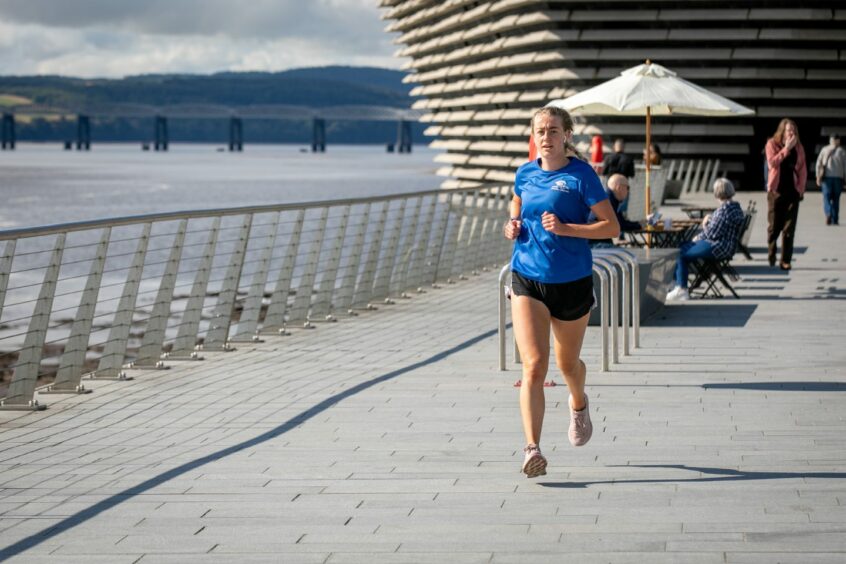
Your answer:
[645,106,652,248]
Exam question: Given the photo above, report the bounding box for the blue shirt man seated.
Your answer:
[590,173,642,246]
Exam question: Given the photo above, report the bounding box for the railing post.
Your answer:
[261,209,306,333]
[47,228,111,394]
[0,234,65,410]
[232,212,281,341]
[390,197,422,298]
[351,201,389,310]
[406,195,438,292]
[93,223,152,379]
[421,193,451,287]
[474,187,504,272]
[476,187,500,269]
[435,191,467,284]
[462,191,486,275]
[371,200,406,303]
[450,191,479,281]
[0,240,16,322]
[286,207,329,327]
[203,214,253,351]
[170,218,220,358]
[334,203,371,314]
[311,205,351,320]
[134,219,188,367]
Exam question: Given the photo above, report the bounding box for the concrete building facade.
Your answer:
[379,1,846,190]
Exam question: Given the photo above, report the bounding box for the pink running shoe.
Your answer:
[568,393,593,447]
[521,444,547,478]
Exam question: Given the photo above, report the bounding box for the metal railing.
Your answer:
[0,185,513,410]
[498,248,640,373]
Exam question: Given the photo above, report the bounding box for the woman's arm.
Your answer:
[503,195,522,240]
[541,199,620,240]
[766,137,796,169]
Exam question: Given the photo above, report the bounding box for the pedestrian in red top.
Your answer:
[765,118,807,270]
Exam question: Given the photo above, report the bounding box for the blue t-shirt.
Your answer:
[511,158,608,284]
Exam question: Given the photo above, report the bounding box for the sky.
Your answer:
[0,0,402,78]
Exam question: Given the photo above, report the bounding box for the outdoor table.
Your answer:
[624,225,696,248]
[681,206,716,219]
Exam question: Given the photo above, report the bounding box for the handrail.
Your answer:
[0,184,513,410]
[0,187,453,241]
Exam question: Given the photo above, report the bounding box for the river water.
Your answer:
[0,143,444,230]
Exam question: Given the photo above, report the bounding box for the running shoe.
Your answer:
[568,393,593,447]
[521,444,547,478]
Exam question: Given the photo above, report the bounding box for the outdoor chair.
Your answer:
[736,200,757,260]
[689,256,741,299]
[688,211,751,299]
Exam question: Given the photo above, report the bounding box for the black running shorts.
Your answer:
[511,271,594,321]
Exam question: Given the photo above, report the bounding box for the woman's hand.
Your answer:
[784,134,798,150]
[541,212,563,235]
[503,219,521,240]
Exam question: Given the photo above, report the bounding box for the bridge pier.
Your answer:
[312,118,326,153]
[396,119,412,154]
[1,113,15,150]
[154,116,169,151]
[229,117,243,152]
[76,115,91,150]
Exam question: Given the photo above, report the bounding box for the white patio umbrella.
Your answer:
[548,61,754,223]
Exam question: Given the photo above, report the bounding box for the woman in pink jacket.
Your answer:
[765,118,807,270]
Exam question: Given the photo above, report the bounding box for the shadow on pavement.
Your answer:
[651,304,757,327]
[703,381,846,392]
[0,327,499,562]
[540,464,846,489]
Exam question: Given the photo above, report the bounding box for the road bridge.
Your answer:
[2,104,423,152]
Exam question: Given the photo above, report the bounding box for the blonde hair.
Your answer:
[773,118,799,145]
[532,106,585,161]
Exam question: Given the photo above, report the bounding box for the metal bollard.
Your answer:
[592,256,619,366]
[594,249,632,357]
[605,248,640,348]
[498,264,510,371]
[591,261,610,372]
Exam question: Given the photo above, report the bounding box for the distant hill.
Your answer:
[0,66,425,144]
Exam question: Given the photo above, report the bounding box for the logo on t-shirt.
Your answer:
[551,180,571,192]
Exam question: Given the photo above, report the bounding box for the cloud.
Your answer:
[0,0,402,77]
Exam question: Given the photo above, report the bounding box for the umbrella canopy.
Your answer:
[547,62,754,240]
[549,62,754,118]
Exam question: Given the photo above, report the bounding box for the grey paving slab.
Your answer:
[0,193,844,562]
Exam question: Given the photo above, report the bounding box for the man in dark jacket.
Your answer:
[589,174,642,246]
[602,138,635,178]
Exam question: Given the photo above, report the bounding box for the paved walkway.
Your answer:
[0,192,844,563]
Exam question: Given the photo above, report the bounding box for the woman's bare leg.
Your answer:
[511,295,551,446]
[551,312,590,410]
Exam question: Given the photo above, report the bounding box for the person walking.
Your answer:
[816,133,846,225]
[503,106,620,478]
[765,118,807,270]
[602,138,635,178]
[666,178,745,301]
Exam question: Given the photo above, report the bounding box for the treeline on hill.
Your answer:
[0,66,427,144]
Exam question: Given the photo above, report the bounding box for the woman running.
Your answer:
[503,106,620,478]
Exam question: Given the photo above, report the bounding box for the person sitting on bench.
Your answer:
[666,178,745,301]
